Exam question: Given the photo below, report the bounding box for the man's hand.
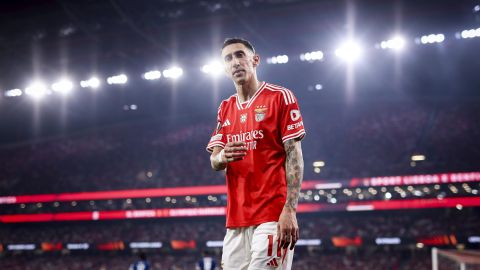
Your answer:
[277,206,299,250]
[222,141,248,163]
[279,139,303,250]
[210,142,247,170]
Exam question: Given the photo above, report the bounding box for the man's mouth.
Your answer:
[233,70,245,76]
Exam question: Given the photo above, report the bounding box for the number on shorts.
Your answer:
[267,234,282,258]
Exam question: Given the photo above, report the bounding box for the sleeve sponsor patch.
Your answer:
[290,110,301,121]
[210,134,223,142]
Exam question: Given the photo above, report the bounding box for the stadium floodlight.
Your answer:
[411,154,426,161]
[206,241,223,247]
[107,74,128,85]
[313,161,325,167]
[143,70,162,80]
[80,77,101,89]
[4,88,22,97]
[201,61,223,75]
[474,5,480,12]
[25,81,48,99]
[460,28,480,39]
[267,55,289,64]
[380,36,406,50]
[300,51,324,61]
[51,79,73,94]
[163,67,183,79]
[335,41,363,62]
[420,34,445,44]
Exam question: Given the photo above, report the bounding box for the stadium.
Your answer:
[0,0,480,269]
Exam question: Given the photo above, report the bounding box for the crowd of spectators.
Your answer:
[2,248,480,270]
[1,208,478,244]
[0,101,479,196]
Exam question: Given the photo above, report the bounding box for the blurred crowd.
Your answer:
[1,208,478,243]
[1,248,480,270]
[0,101,479,196]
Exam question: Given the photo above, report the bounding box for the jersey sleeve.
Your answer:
[206,102,227,153]
[278,88,306,143]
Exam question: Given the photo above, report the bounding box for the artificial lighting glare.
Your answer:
[51,79,73,94]
[313,161,325,167]
[25,82,48,99]
[267,55,289,64]
[300,51,324,61]
[315,84,323,90]
[107,74,128,85]
[80,77,101,89]
[143,70,162,80]
[4,89,22,97]
[380,36,406,50]
[201,61,223,75]
[420,34,445,44]
[335,41,363,61]
[460,28,480,39]
[163,67,183,79]
[314,167,321,174]
[411,155,426,161]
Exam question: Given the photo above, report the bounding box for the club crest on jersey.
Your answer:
[254,106,268,122]
[240,113,247,123]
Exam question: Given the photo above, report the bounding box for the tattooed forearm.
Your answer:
[284,139,304,211]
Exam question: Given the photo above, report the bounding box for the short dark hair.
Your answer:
[222,38,255,54]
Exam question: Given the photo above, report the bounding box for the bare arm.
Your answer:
[277,139,304,250]
[210,142,247,171]
[284,139,304,211]
[210,146,227,171]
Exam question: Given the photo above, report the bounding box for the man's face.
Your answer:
[221,43,259,85]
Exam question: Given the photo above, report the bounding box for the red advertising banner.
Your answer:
[417,235,457,246]
[353,172,480,187]
[347,197,480,211]
[1,171,477,205]
[2,197,479,223]
[331,236,362,247]
[171,240,196,250]
[97,241,125,251]
[41,242,63,251]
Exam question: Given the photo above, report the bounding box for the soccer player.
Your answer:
[196,250,218,270]
[206,38,305,270]
[128,252,150,270]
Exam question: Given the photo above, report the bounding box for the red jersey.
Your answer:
[206,82,306,228]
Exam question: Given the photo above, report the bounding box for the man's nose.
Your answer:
[232,57,241,66]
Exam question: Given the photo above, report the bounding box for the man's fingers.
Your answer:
[290,229,298,250]
[227,141,246,147]
[226,152,247,158]
[282,228,291,249]
[226,146,247,152]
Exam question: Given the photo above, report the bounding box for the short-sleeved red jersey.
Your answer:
[206,82,305,228]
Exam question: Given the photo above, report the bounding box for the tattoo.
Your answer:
[284,139,304,210]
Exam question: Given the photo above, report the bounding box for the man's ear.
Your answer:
[253,54,260,67]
